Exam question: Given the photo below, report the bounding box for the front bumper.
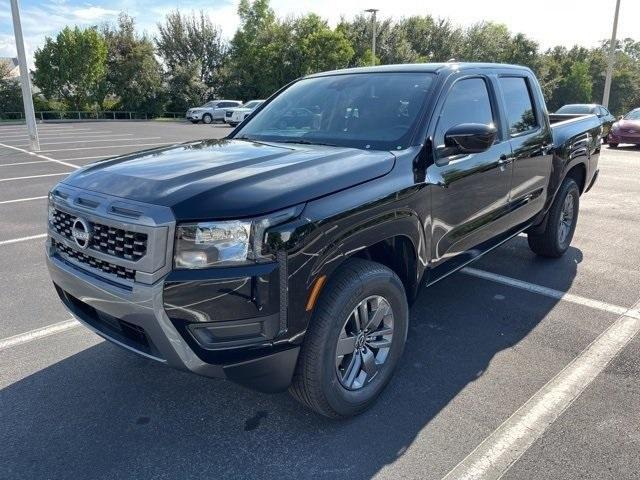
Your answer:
[46,245,299,393]
[608,132,640,144]
[186,112,202,120]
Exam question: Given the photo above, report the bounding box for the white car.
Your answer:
[224,100,265,126]
[186,100,243,124]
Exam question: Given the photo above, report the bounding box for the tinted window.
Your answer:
[624,109,640,120]
[500,77,538,135]
[435,78,494,147]
[236,73,435,151]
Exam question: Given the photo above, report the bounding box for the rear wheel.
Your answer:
[289,258,409,418]
[528,177,580,258]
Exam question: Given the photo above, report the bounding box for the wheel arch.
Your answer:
[306,212,427,306]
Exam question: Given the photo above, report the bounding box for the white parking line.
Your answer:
[0,319,80,351]
[0,195,47,205]
[461,267,640,319]
[0,233,47,246]
[441,300,640,480]
[40,142,174,153]
[0,160,50,167]
[0,141,79,169]
[1,131,116,140]
[0,172,71,182]
[59,155,110,161]
[16,136,160,147]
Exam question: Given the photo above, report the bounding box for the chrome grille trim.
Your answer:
[51,208,149,260]
[48,184,176,285]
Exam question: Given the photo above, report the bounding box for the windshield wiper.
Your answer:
[276,139,340,147]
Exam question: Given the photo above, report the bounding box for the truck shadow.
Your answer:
[0,239,582,480]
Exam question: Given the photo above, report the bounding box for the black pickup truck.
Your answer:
[46,63,601,418]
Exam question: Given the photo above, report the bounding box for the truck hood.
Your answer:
[62,139,396,220]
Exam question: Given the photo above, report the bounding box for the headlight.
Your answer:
[173,207,300,269]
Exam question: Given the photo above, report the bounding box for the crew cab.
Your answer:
[186,100,243,124]
[46,63,600,418]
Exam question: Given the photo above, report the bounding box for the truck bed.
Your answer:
[550,113,602,151]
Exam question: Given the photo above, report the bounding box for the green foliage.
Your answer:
[221,2,353,100]
[156,10,227,101]
[165,62,208,112]
[0,62,24,112]
[20,1,640,116]
[102,14,166,115]
[33,26,107,110]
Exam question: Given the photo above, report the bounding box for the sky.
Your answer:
[1,0,638,66]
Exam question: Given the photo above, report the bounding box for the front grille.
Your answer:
[51,208,147,260]
[53,239,136,280]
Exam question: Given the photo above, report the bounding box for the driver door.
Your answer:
[428,75,513,270]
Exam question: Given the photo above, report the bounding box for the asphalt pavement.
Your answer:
[0,121,638,480]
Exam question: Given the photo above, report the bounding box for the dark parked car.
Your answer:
[46,63,601,418]
[555,104,616,139]
[607,108,640,147]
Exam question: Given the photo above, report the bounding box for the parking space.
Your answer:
[0,121,639,480]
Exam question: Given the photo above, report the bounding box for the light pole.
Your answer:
[9,0,39,151]
[365,8,379,66]
[602,0,621,109]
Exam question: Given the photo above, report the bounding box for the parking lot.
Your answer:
[0,121,639,479]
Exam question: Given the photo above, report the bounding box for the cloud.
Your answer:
[72,6,119,21]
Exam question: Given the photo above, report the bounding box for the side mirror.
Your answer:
[444,123,497,155]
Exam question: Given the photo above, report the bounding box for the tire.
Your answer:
[202,113,213,124]
[289,258,409,418]
[608,142,618,148]
[528,177,580,258]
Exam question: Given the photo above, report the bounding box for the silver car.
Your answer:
[186,100,243,124]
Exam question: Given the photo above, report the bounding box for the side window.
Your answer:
[499,77,538,135]
[435,78,494,147]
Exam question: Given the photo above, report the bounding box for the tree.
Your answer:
[165,62,208,112]
[0,61,23,113]
[156,11,227,98]
[222,0,279,99]
[33,26,107,110]
[102,13,165,114]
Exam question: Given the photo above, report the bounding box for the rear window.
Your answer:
[499,77,538,135]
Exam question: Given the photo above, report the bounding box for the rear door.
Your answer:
[429,75,513,268]
[497,74,553,228]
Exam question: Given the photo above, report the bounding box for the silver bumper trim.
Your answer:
[47,251,224,378]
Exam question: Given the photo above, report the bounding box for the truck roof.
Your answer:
[307,62,531,78]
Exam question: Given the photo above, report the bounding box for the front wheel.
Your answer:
[289,258,409,418]
[202,113,213,124]
[528,177,580,258]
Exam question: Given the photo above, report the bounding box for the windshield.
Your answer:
[556,105,593,114]
[244,101,262,109]
[202,102,218,108]
[623,109,640,120]
[234,72,435,150]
